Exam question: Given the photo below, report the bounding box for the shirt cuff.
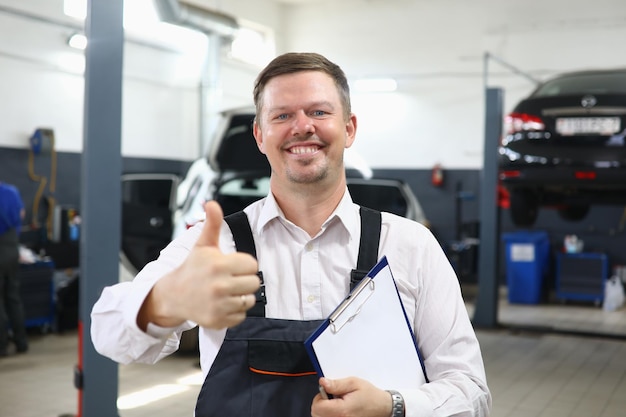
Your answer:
[400,388,434,417]
[146,322,178,338]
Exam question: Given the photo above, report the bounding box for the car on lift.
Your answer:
[498,68,626,227]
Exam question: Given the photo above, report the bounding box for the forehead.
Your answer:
[261,71,341,108]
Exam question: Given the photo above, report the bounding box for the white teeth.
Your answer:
[290,146,317,154]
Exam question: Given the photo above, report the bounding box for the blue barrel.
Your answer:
[502,231,550,304]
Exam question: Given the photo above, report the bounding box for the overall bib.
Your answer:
[194,207,381,417]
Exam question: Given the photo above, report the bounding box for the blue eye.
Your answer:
[312,110,326,116]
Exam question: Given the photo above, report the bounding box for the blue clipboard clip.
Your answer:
[329,276,375,333]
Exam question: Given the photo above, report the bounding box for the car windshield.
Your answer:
[219,177,270,197]
[214,176,270,216]
[532,71,626,97]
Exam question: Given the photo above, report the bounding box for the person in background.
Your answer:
[0,181,28,356]
[92,52,491,416]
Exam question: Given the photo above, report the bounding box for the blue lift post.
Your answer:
[78,0,124,416]
[473,87,503,328]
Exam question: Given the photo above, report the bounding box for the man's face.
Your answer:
[253,71,356,188]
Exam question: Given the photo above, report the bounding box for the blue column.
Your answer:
[79,0,123,416]
[473,87,503,328]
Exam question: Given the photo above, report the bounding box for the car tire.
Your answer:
[510,189,539,227]
[557,204,590,222]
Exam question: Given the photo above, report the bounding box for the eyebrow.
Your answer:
[267,101,337,114]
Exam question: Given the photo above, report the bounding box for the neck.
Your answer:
[272,176,347,237]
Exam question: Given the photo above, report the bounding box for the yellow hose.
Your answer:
[27,149,45,227]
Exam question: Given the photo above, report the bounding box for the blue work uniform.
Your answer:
[0,182,27,354]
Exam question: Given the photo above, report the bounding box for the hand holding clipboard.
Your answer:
[304,256,427,390]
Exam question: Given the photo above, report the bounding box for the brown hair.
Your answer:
[253,52,351,121]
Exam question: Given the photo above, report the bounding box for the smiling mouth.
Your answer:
[288,145,320,155]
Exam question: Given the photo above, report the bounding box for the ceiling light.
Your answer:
[67,33,88,50]
[352,78,397,93]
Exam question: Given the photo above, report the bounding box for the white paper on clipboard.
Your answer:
[304,256,427,390]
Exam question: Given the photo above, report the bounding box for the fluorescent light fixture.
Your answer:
[231,26,275,67]
[352,78,398,93]
[67,33,87,50]
[63,0,208,57]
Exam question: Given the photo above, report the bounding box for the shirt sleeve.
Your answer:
[384,220,491,417]
[90,227,199,365]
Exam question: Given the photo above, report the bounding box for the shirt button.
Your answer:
[307,295,315,303]
[305,242,313,252]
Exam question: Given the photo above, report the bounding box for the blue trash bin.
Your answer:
[502,231,550,304]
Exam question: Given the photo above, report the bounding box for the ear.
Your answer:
[345,113,357,149]
[253,119,266,154]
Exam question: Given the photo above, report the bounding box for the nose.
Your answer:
[291,111,314,136]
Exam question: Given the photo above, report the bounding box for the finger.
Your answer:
[195,200,224,248]
[233,293,255,312]
[221,311,247,329]
[231,274,262,294]
[219,296,255,327]
[229,286,256,311]
[209,273,259,302]
[220,253,260,279]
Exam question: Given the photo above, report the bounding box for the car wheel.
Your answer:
[509,189,539,227]
[557,205,590,222]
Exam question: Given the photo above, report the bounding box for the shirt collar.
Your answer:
[255,188,360,238]
[256,192,282,232]
[326,189,359,236]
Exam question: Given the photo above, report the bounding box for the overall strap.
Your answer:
[350,206,382,290]
[224,211,257,257]
[224,206,382,315]
[224,211,266,317]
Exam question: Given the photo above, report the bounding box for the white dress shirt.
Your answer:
[91,190,491,417]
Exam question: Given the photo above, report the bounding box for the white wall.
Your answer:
[0,0,279,160]
[0,0,625,168]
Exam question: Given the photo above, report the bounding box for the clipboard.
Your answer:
[304,256,427,390]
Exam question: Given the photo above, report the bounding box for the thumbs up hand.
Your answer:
[138,201,260,330]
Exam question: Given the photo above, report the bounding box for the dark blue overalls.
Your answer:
[194,207,381,417]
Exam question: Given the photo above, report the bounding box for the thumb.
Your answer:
[320,377,354,397]
[195,200,224,248]
[319,377,337,394]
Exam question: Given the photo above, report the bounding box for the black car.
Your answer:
[120,173,180,276]
[498,68,626,227]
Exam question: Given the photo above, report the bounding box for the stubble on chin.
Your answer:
[285,159,328,185]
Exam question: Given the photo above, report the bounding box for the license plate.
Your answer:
[556,117,621,136]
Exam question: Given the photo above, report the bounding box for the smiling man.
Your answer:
[91,52,491,417]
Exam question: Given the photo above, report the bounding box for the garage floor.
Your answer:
[0,294,625,417]
[464,285,626,337]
